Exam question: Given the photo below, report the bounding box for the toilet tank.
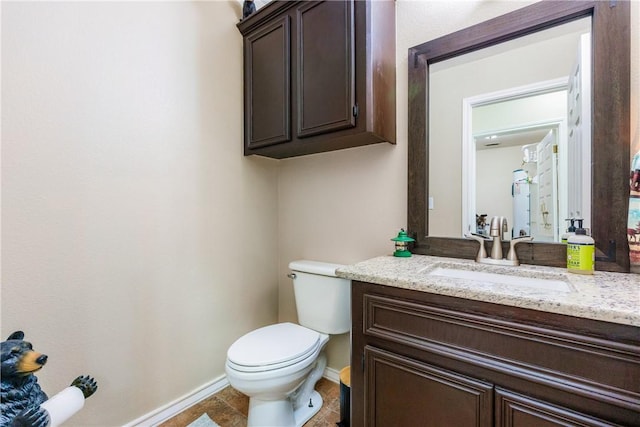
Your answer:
[289,260,351,334]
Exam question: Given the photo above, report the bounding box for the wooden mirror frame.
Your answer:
[408,0,630,272]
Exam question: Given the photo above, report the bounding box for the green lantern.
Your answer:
[391,229,415,257]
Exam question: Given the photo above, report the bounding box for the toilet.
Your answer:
[225,260,351,427]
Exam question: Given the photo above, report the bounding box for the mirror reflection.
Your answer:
[428,17,591,242]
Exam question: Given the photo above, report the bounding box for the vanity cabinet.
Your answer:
[236,0,395,159]
[351,281,640,426]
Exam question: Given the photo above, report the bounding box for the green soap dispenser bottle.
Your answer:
[566,220,594,274]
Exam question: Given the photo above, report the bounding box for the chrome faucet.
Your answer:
[467,216,533,266]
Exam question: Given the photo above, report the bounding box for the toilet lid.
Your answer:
[227,323,320,370]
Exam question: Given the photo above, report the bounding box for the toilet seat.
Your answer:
[227,323,321,373]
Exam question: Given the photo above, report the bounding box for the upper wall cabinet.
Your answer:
[237,0,396,159]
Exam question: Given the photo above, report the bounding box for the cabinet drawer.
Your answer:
[495,387,620,427]
[365,346,493,427]
[362,293,640,413]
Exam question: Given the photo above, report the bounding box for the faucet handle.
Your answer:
[506,236,534,264]
[465,233,489,262]
[466,232,490,240]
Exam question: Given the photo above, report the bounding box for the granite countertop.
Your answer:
[336,255,640,327]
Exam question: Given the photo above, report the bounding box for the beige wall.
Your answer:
[476,145,525,230]
[2,2,279,425]
[277,143,405,369]
[2,1,638,425]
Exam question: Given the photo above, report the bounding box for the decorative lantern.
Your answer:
[391,229,415,257]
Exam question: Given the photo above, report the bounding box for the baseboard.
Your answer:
[323,366,341,383]
[124,367,342,426]
[123,374,229,427]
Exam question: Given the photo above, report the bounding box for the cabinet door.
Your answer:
[365,346,493,427]
[296,1,355,138]
[495,388,619,427]
[245,16,290,149]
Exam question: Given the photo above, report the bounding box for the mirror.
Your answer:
[408,1,630,271]
[428,17,591,243]
[429,17,591,242]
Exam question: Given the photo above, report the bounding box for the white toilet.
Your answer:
[225,260,351,427]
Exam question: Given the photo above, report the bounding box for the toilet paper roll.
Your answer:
[40,386,85,427]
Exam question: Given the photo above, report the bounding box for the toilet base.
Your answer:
[294,390,323,427]
[247,390,323,427]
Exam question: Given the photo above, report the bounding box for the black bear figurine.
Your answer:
[242,0,256,20]
[0,331,97,427]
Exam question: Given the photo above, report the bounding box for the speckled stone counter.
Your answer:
[337,255,640,327]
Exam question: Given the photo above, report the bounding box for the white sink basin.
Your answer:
[427,266,573,292]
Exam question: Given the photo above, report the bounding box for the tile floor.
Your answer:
[158,378,341,427]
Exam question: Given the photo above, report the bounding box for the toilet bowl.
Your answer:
[226,323,329,426]
[225,260,350,427]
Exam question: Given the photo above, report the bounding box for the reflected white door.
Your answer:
[566,32,591,230]
[536,130,558,242]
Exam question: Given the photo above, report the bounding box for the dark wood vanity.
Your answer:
[351,280,640,426]
[236,0,395,159]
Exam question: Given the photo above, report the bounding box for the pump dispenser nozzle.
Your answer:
[562,218,577,244]
[564,218,577,231]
